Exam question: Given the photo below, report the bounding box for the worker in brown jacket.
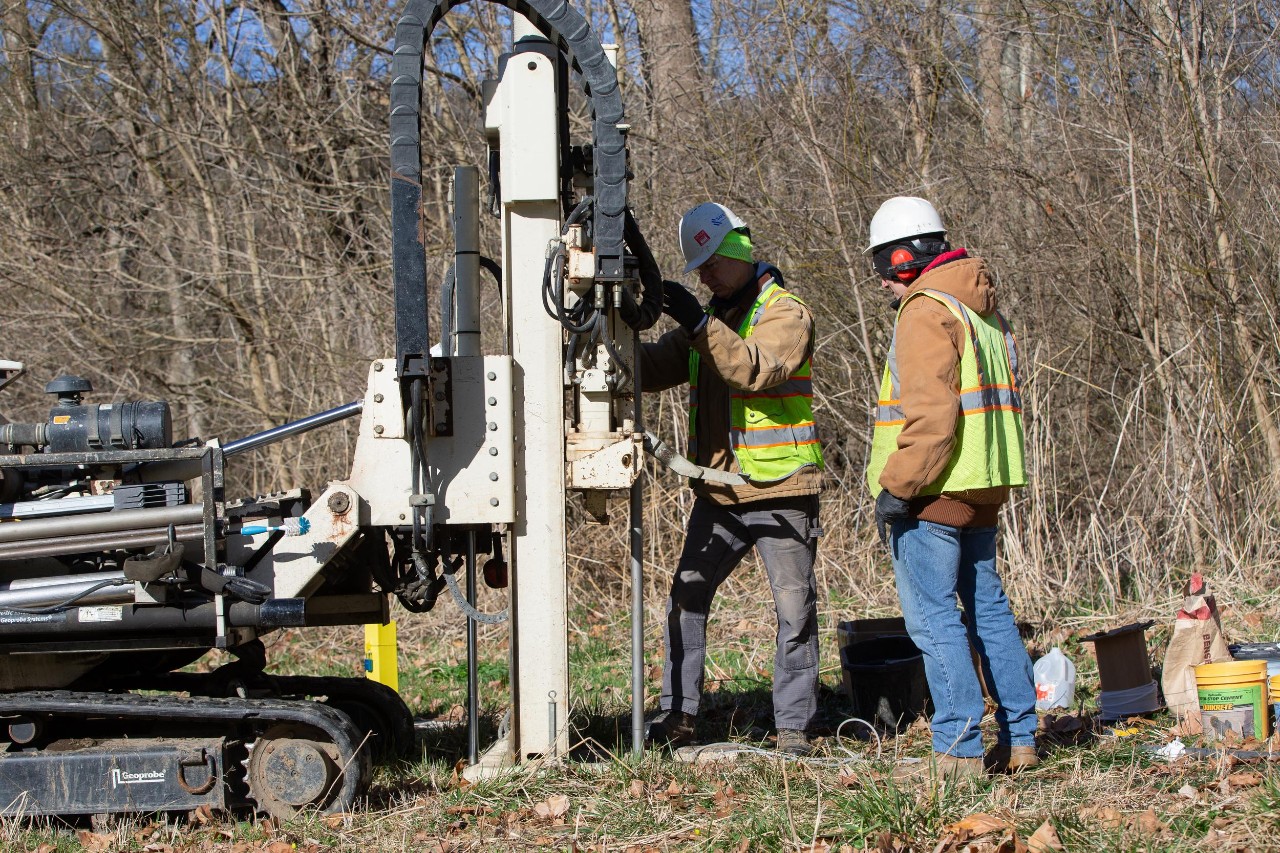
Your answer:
[864,196,1038,779]
[641,202,824,756]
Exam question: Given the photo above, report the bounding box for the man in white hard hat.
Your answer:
[640,202,824,756]
[864,196,1038,779]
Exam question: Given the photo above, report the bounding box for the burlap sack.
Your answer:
[1161,573,1231,718]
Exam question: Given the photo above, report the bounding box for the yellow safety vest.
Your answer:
[866,288,1026,497]
[689,279,825,483]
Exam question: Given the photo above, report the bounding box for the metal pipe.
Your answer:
[223,400,363,458]
[466,530,479,765]
[1,569,126,591]
[0,504,204,545]
[0,523,204,561]
[0,576,131,610]
[630,328,645,756]
[453,166,482,358]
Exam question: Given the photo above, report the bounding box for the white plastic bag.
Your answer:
[1033,647,1076,711]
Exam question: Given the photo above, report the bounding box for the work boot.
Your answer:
[890,753,985,783]
[776,729,813,757]
[645,710,696,748]
[984,744,1040,773]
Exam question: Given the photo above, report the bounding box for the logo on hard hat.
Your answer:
[694,230,710,246]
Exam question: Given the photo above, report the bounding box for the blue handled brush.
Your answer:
[239,517,311,537]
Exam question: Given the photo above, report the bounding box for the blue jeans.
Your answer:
[890,519,1036,757]
[662,495,820,731]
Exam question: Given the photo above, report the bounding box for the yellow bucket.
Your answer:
[1196,660,1268,741]
[1271,674,1280,735]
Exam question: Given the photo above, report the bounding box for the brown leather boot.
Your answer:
[984,744,1040,773]
[891,753,985,783]
[644,710,696,748]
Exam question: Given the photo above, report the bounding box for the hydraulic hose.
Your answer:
[620,209,664,331]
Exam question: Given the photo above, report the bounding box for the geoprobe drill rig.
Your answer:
[0,0,739,820]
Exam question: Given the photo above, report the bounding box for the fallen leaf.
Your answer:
[994,833,1030,853]
[1027,820,1064,853]
[192,804,214,825]
[666,779,683,796]
[946,813,1009,841]
[1244,612,1264,628]
[449,758,473,790]
[837,770,860,788]
[322,813,347,828]
[266,843,293,853]
[35,845,56,853]
[75,831,113,852]
[444,804,492,815]
[533,793,569,819]
[1227,771,1264,788]
[1137,809,1165,834]
[1079,806,1124,829]
[628,779,645,798]
[1178,784,1199,800]
[132,822,161,844]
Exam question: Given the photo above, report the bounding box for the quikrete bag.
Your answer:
[1161,573,1231,718]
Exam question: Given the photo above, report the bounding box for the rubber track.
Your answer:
[0,690,368,813]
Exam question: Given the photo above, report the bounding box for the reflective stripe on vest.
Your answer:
[688,276,825,483]
[866,288,1026,497]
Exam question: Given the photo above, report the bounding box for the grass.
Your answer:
[6,538,1280,850]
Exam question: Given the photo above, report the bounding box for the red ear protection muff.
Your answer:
[871,236,949,282]
[890,247,918,283]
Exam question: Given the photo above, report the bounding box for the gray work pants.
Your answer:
[661,494,821,731]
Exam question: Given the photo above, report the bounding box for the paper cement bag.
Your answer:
[1161,573,1231,718]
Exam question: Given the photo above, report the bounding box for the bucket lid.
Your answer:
[1229,642,1280,660]
[1196,660,1267,679]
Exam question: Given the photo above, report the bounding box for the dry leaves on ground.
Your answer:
[533,792,569,821]
[1026,820,1063,853]
[75,830,115,852]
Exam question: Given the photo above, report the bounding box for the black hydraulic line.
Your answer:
[390,0,631,380]
[0,598,306,639]
[222,401,363,458]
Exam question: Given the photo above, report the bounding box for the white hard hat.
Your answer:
[865,196,946,254]
[678,202,747,273]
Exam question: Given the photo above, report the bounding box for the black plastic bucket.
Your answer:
[841,635,932,731]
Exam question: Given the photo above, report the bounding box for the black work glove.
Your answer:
[662,280,706,333]
[624,209,662,291]
[874,490,911,545]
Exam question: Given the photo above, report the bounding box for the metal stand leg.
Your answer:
[466,530,479,765]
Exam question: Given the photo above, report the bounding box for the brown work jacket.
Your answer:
[641,269,823,506]
[880,253,1011,526]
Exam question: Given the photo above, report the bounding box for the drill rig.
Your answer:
[0,0,733,819]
